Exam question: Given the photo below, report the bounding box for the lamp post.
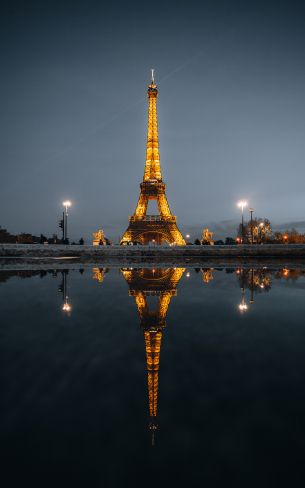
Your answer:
[237,201,248,244]
[62,200,71,243]
[249,208,254,245]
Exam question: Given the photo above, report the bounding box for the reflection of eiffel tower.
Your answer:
[120,72,185,245]
[121,268,185,444]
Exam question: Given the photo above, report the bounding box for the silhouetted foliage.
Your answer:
[0,227,16,243]
[225,237,236,245]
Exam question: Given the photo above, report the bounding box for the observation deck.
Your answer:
[129,215,177,223]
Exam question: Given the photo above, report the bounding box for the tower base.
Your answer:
[120,218,186,245]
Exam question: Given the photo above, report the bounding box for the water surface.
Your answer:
[1,266,305,486]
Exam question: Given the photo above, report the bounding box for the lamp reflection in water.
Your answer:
[237,268,248,313]
[121,267,185,445]
[59,270,72,315]
[238,288,248,313]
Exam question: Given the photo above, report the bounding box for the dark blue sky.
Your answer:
[1,0,304,241]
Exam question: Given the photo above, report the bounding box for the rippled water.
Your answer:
[1,266,305,486]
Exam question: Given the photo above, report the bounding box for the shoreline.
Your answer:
[1,244,305,269]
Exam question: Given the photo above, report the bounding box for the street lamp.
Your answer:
[186,234,190,239]
[62,200,71,243]
[237,201,248,244]
[249,208,254,245]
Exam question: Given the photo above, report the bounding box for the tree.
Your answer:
[0,228,16,243]
[244,218,272,243]
[225,237,236,245]
[79,237,84,245]
[194,238,201,245]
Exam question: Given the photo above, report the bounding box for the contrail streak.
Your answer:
[32,22,236,171]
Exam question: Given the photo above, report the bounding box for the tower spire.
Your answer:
[144,70,162,181]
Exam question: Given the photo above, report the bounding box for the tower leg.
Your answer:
[134,193,148,219]
[157,193,172,218]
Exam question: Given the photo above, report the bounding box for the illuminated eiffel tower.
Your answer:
[120,71,185,245]
[121,267,185,444]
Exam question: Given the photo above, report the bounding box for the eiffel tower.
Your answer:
[121,267,185,444]
[120,71,185,245]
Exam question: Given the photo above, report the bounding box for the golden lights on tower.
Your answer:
[120,72,185,246]
[121,267,185,444]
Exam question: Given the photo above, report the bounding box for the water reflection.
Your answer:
[121,268,185,444]
[202,268,214,283]
[2,265,305,482]
[92,267,109,283]
[58,270,72,314]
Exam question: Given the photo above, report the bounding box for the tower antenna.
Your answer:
[151,68,154,83]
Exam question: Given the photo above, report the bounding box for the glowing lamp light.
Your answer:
[62,302,71,312]
[237,200,248,210]
[62,297,72,313]
[186,234,190,239]
[186,272,190,278]
[63,200,71,208]
[238,302,248,312]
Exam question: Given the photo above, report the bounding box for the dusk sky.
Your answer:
[1,0,305,241]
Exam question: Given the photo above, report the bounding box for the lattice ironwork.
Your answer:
[121,268,185,438]
[121,74,185,246]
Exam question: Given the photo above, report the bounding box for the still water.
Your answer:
[1,266,305,486]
